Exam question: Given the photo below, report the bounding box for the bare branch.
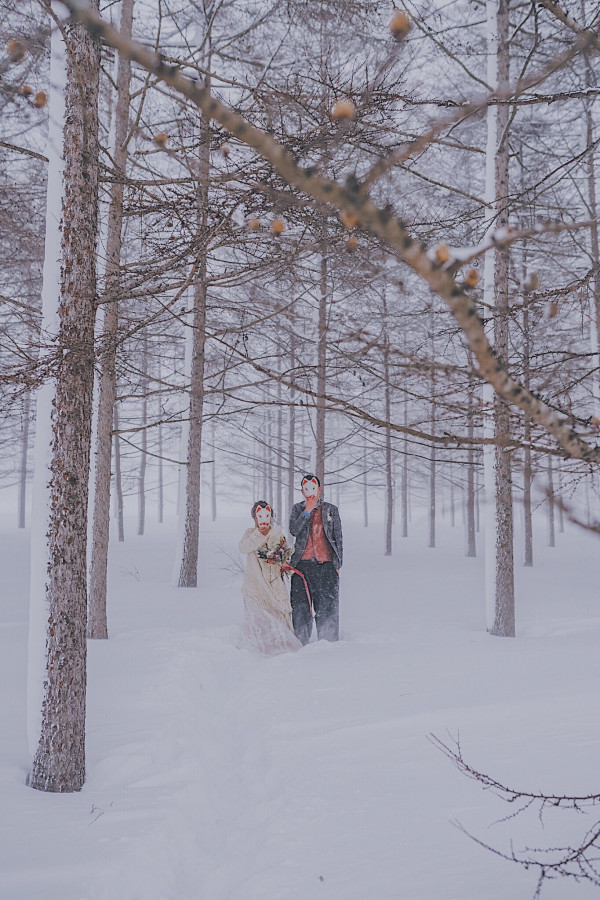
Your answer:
[53,1,600,463]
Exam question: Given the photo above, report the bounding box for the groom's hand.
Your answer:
[304,494,319,513]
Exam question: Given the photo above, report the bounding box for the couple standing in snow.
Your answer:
[239,474,343,655]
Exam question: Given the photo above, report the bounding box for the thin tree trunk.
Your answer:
[428,305,436,549]
[268,415,275,502]
[262,418,268,498]
[429,403,436,549]
[402,392,408,537]
[18,391,31,528]
[383,287,392,555]
[137,328,148,537]
[547,455,556,547]
[157,364,164,524]
[88,0,134,635]
[523,278,533,567]
[483,0,515,637]
[211,418,217,522]
[276,357,283,521]
[178,109,209,588]
[581,26,600,416]
[363,432,369,528]
[557,462,565,533]
[315,224,327,487]
[466,368,476,557]
[288,325,296,524]
[30,4,100,792]
[158,418,164,524]
[113,402,124,543]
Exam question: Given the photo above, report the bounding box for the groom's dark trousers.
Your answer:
[290,559,339,645]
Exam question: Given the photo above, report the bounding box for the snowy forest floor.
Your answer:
[1,506,600,900]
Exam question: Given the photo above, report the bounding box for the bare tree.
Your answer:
[88,0,134,638]
[29,0,100,792]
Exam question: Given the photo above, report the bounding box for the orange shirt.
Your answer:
[301,505,333,562]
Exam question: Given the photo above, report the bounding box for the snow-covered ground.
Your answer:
[1,503,599,900]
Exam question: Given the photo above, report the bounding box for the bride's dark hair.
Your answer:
[251,499,275,521]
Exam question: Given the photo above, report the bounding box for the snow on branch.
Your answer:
[56,0,600,464]
[429,219,599,272]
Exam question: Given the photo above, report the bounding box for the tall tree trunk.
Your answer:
[211,418,217,522]
[29,2,100,792]
[483,0,515,637]
[137,328,148,537]
[315,225,327,487]
[178,111,209,588]
[522,277,533,567]
[557,462,565,533]
[466,367,477,557]
[88,0,134,636]
[288,325,296,523]
[18,391,31,528]
[547,455,556,547]
[383,288,393,555]
[262,419,268,498]
[581,12,600,417]
[113,402,125,542]
[401,391,408,537]
[276,357,283,521]
[363,432,369,528]
[428,403,436,549]
[157,382,164,525]
[428,305,436,549]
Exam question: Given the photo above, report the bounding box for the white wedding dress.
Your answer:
[238,525,302,656]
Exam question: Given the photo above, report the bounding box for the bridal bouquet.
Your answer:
[258,533,293,567]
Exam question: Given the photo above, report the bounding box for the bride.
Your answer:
[239,500,301,655]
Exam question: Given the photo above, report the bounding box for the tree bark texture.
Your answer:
[88,0,134,637]
[489,0,515,637]
[31,7,100,792]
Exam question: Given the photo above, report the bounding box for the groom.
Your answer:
[289,474,343,645]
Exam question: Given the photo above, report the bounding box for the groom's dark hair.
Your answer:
[300,473,320,487]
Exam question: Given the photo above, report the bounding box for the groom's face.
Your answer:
[301,478,320,499]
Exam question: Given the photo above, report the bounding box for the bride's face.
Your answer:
[255,505,272,534]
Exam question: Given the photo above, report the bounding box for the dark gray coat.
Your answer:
[289,500,343,570]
